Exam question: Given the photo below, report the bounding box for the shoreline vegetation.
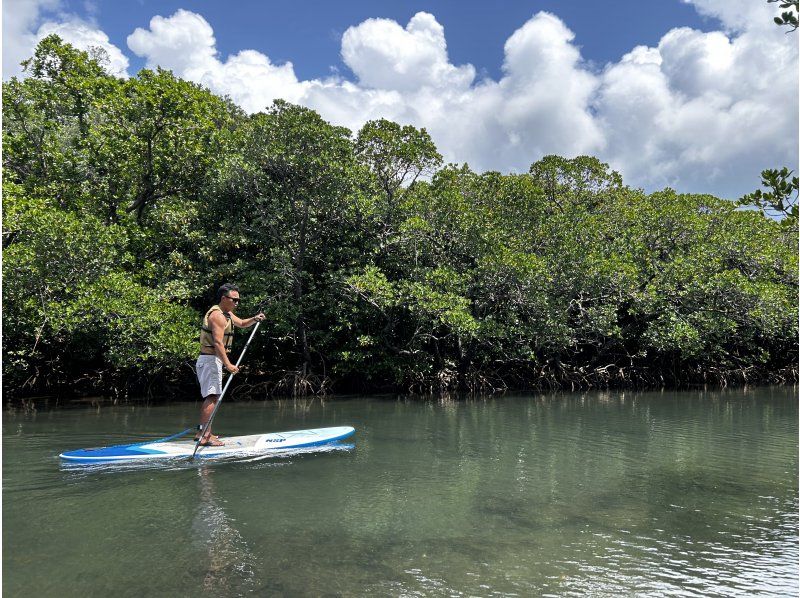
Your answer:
[3,37,798,402]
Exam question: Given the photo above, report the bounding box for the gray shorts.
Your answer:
[196,355,223,398]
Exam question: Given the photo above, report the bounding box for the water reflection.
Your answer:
[58,442,356,475]
[5,389,796,596]
[193,465,260,595]
[189,444,356,595]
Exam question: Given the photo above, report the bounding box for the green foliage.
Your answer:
[738,167,798,224]
[769,0,799,30]
[114,68,243,222]
[2,37,797,398]
[212,101,364,371]
[356,118,442,201]
[3,36,122,213]
[610,191,796,375]
[2,181,197,395]
[529,155,623,213]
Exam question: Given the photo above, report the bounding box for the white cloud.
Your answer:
[38,21,129,78]
[596,0,798,197]
[340,12,475,92]
[125,10,606,172]
[127,9,216,77]
[4,2,797,199]
[312,11,603,171]
[127,9,308,112]
[2,0,129,78]
[494,13,604,163]
[3,0,60,77]
[685,0,781,33]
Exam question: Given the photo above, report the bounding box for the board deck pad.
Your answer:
[60,426,355,463]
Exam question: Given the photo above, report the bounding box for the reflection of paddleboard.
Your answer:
[59,426,355,463]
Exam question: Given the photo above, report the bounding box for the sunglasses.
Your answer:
[225,296,240,304]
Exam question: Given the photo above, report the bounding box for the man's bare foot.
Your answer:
[194,435,224,446]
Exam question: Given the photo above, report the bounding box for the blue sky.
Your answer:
[55,0,722,81]
[3,0,797,199]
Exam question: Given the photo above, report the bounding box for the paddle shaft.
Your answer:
[192,320,261,457]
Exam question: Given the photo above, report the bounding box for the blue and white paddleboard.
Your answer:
[59,426,355,463]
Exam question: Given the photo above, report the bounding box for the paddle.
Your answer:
[192,317,263,458]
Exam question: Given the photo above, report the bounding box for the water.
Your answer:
[4,387,797,597]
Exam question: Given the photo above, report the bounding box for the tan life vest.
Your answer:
[199,305,234,353]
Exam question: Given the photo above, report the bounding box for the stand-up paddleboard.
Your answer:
[59,426,355,463]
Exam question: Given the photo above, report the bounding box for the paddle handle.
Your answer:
[192,320,261,457]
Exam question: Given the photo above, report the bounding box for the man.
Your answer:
[196,283,265,445]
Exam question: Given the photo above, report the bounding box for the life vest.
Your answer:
[199,305,234,353]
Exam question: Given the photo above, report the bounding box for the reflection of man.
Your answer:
[194,466,259,593]
[196,283,264,446]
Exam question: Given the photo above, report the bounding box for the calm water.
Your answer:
[3,388,798,597]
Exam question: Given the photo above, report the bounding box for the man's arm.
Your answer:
[230,311,266,328]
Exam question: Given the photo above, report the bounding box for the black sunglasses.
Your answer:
[225,296,240,304]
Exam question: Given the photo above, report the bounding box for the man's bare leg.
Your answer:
[197,394,224,445]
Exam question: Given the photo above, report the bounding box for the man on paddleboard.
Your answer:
[196,283,265,446]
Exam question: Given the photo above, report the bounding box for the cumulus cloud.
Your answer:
[494,13,604,162]
[127,9,217,76]
[128,9,308,112]
[4,2,797,198]
[596,0,798,196]
[2,0,129,78]
[124,10,604,172]
[686,0,781,33]
[341,12,475,92]
[38,21,130,77]
[3,0,64,77]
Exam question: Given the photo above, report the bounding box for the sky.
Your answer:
[3,0,798,200]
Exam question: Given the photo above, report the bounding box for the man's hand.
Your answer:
[225,363,240,374]
[254,312,266,322]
